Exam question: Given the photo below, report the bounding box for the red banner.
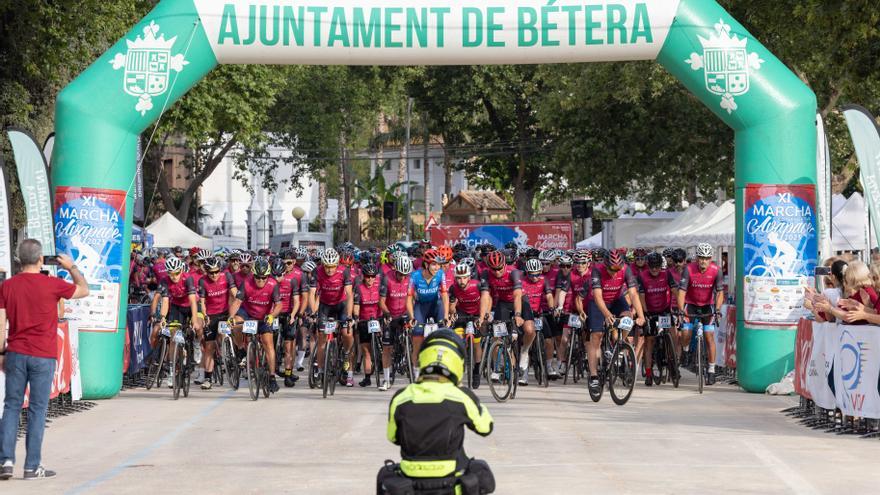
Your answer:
[429,222,572,250]
[724,306,737,369]
[18,321,73,408]
[793,318,813,399]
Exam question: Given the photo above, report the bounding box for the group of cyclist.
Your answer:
[133,237,724,397]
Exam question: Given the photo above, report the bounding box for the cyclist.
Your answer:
[519,258,552,386]
[377,330,495,495]
[408,249,450,380]
[233,252,253,289]
[637,252,677,387]
[272,258,301,388]
[197,257,238,390]
[152,249,170,285]
[480,251,526,382]
[630,248,648,278]
[448,261,491,388]
[354,263,382,387]
[308,249,355,387]
[582,248,645,395]
[228,257,283,393]
[437,245,456,292]
[153,256,202,388]
[284,250,309,373]
[676,243,724,385]
[378,256,414,391]
[553,251,591,376]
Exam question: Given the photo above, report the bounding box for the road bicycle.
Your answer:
[452,315,482,389]
[243,320,270,401]
[145,320,172,390]
[562,314,587,385]
[682,312,715,394]
[320,317,344,399]
[218,320,240,389]
[366,318,384,388]
[530,315,550,388]
[486,319,519,402]
[170,322,196,400]
[647,314,680,388]
[589,317,637,405]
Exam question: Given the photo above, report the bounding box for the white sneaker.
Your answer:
[379,381,391,391]
[558,363,567,375]
[490,372,500,382]
[520,354,530,374]
[518,373,529,386]
[166,376,173,388]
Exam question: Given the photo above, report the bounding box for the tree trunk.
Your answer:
[513,100,533,222]
[513,184,536,222]
[337,131,348,224]
[318,168,328,230]
[423,115,431,221]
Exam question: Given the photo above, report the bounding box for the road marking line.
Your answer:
[742,439,821,495]
[65,389,235,495]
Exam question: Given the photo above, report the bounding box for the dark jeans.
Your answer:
[0,352,56,470]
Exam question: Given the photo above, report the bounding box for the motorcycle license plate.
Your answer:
[568,314,582,329]
[424,323,439,337]
[160,326,171,337]
[243,320,258,335]
[493,322,508,337]
[658,316,671,329]
[368,320,381,334]
[218,321,231,335]
[465,321,475,335]
[323,321,338,334]
[534,318,544,331]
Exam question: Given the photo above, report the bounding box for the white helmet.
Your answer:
[164,256,186,273]
[195,248,211,261]
[301,260,317,273]
[454,263,471,278]
[696,243,714,258]
[239,252,253,264]
[524,258,542,274]
[322,248,340,266]
[460,257,476,270]
[395,256,413,275]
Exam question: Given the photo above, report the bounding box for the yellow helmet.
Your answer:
[418,330,465,385]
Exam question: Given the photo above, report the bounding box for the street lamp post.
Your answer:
[404,97,413,241]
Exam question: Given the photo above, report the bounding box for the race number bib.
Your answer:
[493,321,508,337]
[243,320,258,335]
[568,314,582,329]
[424,323,439,337]
[534,318,544,331]
[618,317,634,332]
[465,321,475,335]
[160,326,171,337]
[368,320,381,334]
[173,330,185,344]
[323,321,338,334]
[218,321,231,335]
[658,316,671,329]
[272,319,280,330]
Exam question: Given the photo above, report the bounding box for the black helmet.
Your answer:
[253,257,272,278]
[646,252,663,268]
[361,263,378,277]
[271,258,286,277]
[672,248,687,263]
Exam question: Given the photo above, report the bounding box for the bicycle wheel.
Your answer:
[323,340,335,398]
[182,339,192,398]
[146,337,166,391]
[247,340,259,401]
[697,335,704,394]
[223,338,240,390]
[563,331,576,385]
[652,340,665,386]
[259,345,271,398]
[465,338,475,389]
[307,342,318,390]
[609,343,636,406]
[403,335,414,384]
[666,335,681,388]
[488,341,513,402]
[171,342,183,400]
[535,334,549,388]
[372,335,383,388]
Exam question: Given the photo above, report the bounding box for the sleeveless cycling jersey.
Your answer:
[199,272,235,315]
[313,266,352,306]
[480,266,522,304]
[556,267,590,312]
[153,260,169,284]
[521,273,550,310]
[638,270,675,313]
[354,279,382,320]
[589,264,637,305]
[237,277,280,319]
[450,278,484,316]
[160,277,196,308]
[381,273,411,317]
[680,262,723,306]
[410,269,447,303]
[275,277,298,313]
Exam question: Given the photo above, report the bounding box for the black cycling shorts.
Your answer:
[357,319,384,342]
[205,313,226,340]
[279,314,296,341]
[318,302,348,323]
[685,304,715,328]
[168,305,192,326]
[383,316,407,346]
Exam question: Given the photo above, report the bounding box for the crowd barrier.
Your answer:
[122,304,153,389]
[710,305,738,385]
[785,318,880,438]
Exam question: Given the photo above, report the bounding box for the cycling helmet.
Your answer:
[662,247,674,259]
[194,249,210,262]
[423,249,440,264]
[454,263,471,278]
[573,250,590,264]
[503,248,516,266]
[340,250,355,266]
[558,255,573,266]
[229,249,242,261]
[460,257,476,270]
[538,250,556,263]
[203,257,223,272]
[322,248,340,266]
[361,263,378,277]
[696,243,714,258]
[271,258,286,277]
[253,257,272,278]
[165,256,186,274]
[395,256,413,275]
[485,251,506,270]
[295,247,309,260]
[301,260,317,273]
[672,248,687,263]
[189,246,201,257]
[417,330,465,385]
[624,249,635,263]
[239,253,253,264]
[646,252,663,269]
[436,245,454,261]
[524,258,542,274]
[526,248,540,260]
[634,248,648,259]
[504,241,518,251]
[607,249,626,269]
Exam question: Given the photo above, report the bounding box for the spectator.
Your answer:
[0,240,89,480]
[806,259,846,322]
[836,260,879,325]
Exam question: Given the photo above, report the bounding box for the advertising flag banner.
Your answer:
[54,187,127,332]
[833,325,880,419]
[842,105,880,249]
[793,318,813,399]
[808,322,836,410]
[816,114,832,261]
[0,154,13,274]
[742,184,817,325]
[429,222,572,250]
[7,128,55,255]
[134,137,145,223]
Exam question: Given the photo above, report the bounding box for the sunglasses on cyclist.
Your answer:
[284,260,295,265]
[207,270,221,275]
[254,275,268,280]
[560,264,572,268]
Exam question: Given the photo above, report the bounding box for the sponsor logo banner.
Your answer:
[430,222,572,250]
[742,184,816,326]
[54,187,127,332]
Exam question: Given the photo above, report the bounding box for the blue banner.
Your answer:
[127,305,152,375]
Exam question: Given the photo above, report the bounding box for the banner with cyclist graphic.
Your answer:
[54,187,127,332]
[429,222,572,250]
[742,184,817,325]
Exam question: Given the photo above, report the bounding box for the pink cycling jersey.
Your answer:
[588,264,637,305]
[638,270,675,313]
[481,266,522,304]
[312,266,352,306]
[354,279,382,320]
[521,273,550,311]
[680,262,723,306]
[237,277,280,319]
[199,272,235,315]
[380,273,411,317]
[450,278,485,316]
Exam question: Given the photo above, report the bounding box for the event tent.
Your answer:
[635,205,701,247]
[831,193,847,218]
[146,212,213,249]
[831,192,868,252]
[672,200,735,247]
[648,202,719,246]
[576,231,602,249]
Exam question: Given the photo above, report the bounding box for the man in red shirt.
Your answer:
[0,240,89,480]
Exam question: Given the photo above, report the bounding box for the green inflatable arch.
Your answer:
[53,0,816,398]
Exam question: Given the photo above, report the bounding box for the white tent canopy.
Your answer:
[674,201,735,247]
[577,231,602,249]
[831,192,868,252]
[831,193,847,218]
[635,205,701,247]
[146,212,213,249]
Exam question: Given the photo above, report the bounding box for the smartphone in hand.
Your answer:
[44,255,61,266]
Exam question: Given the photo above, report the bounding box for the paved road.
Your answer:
[4,369,878,494]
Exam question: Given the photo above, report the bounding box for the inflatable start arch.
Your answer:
[53,0,817,397]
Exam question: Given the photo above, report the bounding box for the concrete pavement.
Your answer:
[3,370,878,494]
